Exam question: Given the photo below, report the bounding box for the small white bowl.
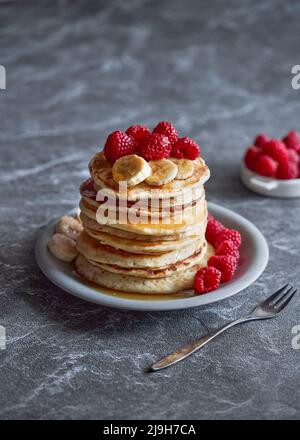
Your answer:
[240,162,300,198]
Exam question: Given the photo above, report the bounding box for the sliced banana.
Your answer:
[146,159,178,186]
[48,233,78,262]
[56,216,83,240]
[112,154,151,187]
[170,158,195,180]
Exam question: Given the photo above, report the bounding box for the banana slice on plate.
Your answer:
[112,154,151,187]
[48,233,78,262]
[170,158,195,180]
[56,216,83,240]
[146,159,178,186]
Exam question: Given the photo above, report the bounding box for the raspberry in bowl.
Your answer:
[241,131,300,198]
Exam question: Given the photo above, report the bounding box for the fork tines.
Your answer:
[264,283,297,310]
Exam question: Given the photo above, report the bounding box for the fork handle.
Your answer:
[151,316,249,371]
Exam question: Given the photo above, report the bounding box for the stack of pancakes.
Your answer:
[75,152,213,294]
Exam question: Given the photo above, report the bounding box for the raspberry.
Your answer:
[253,154,277,177]
[171,137,200,160]
[194,266,221,294]
[244,146,261,171]
[104,131,136,164]
[276,160,298,180]
[264,140,289,163]
[208,255,238,283]
[136,133,171,161]
[216,240,240,259]
[153,121,179,144]
[215,228,242,249]
[125,125,150,144]
[282,131,300,152]
[254,134,270,149]
[206,219,225,247]
[288,149,299,165]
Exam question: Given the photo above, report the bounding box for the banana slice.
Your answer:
[48,233,78,262]
[146,159,178,186]
[56,216,83,240]
[112,154,151,187]
[170,158,195,180]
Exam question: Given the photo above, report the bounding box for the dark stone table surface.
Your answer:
[0,0,299,420]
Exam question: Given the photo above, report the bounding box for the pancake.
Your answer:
[87,242,207,278]
[84,227,204,253]
[81,193,205,220]
[80,194,205,224]
[89,152,210,201]
[76,230,204,268]
[75,243,215,294]
[79,197,208,236]
[80,212,203,241]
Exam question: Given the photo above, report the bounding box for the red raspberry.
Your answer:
[253,154,277,177]
[194,266,221,294]
[125,125,150,144]
[136,133,171,161]
[215,228,242,249]
[216,240,240,259]
[276,160,298,180]
[254,134,270,149]
[171,137,200,160]
[288,149,299,165]
[244,146,261,171]
[104,131,136,164]
[264,140,289,163]
[153,121,179,144]
[206,219,225,247]
[282,131,300,152]
[208,255,238,283]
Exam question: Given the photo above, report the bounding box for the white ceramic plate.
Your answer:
[241,162,300,198]
[35,203,269,311]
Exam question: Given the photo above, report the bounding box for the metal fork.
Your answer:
[151,284,297,372]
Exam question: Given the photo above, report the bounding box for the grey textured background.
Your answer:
[0,0,300,420]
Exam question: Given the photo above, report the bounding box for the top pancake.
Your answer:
[89,152,210,201]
